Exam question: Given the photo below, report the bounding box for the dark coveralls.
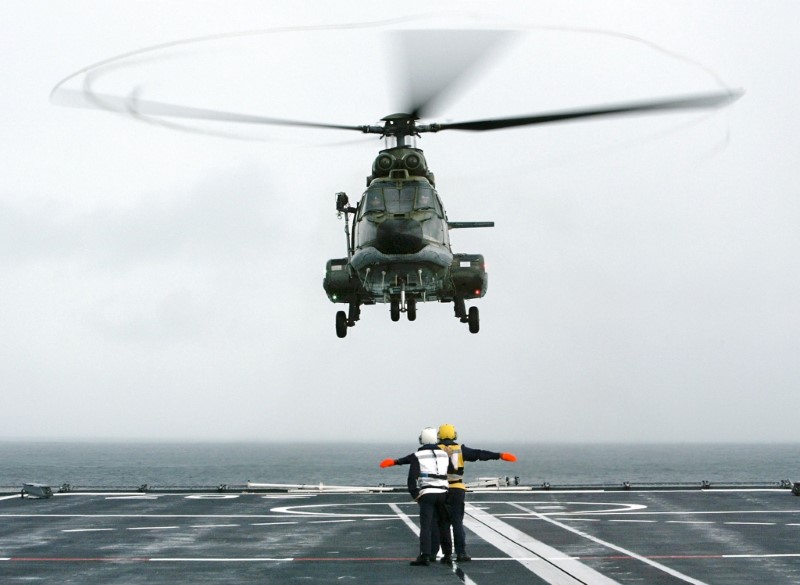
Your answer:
[439,442,504,557]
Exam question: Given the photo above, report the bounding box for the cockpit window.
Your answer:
[385,188,414,213]
[415,187,435,210]
[364,190,385,212]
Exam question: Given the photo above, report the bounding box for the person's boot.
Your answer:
[439,554,452,565]
[410,554,431,566]
[456,553,472,562]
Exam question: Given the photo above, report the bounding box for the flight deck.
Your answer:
[2,486,800,584]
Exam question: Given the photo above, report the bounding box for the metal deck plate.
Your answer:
[2,489,799,584]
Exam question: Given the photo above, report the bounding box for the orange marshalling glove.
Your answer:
[379,458,396,468]
[500,452,517,462]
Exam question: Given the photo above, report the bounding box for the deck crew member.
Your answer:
[380,423,517,564]
[387,427,450,566]
[435,423,517,562]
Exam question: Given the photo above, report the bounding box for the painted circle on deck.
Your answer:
[271,500,646,518]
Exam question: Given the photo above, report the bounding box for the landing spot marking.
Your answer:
[185,494,239,500]
[271,500,645,519]
[509,503,710,585]
[465,505,621,584]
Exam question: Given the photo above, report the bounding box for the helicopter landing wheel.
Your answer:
[467,306,480,334]
[390,299,400,322]
[407,298,417,321]
[336,310,348,338]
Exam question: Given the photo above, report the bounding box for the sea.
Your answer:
[1,442,797,491]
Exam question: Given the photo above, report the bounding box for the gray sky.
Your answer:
[2,1,798,443]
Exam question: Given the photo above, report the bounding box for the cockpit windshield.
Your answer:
[361,183,440,216]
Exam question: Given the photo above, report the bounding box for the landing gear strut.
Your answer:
[454,298,480,334]
[389,286,418,322]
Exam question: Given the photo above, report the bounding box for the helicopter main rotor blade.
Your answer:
[428,90,743,132]
[393,29,517,119]
[51,87,370,132]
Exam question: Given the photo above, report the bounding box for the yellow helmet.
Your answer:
[438,423,457,441]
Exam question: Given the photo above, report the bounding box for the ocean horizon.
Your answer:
[2,441,797,490]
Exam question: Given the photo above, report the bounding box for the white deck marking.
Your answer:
[509,503,711,585]
[561,518,600,522]
[62,528,116,533]
[0,514,295,518]
[722,553,800,559]
[723,522,775,526]
[591,508,800,517]
[309,519,355,524]
[609,519,657,523]
[388,503,480,585]
[465,504,621,585]
[387,503,420,536]
[189,524,239,528]
[0,495,21,501]
[149,557,292,562]
[127,526,179,531]
[251,521,298,526]
[667,521,715,525]
[363,517,401,521]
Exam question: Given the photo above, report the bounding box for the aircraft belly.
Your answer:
[350,244,452,271]
[350,245,452,302]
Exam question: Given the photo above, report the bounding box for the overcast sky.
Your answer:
[2,1,798,443]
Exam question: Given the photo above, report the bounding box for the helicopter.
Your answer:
[323,113,495,338]
[50,29,742,338]
[319,88,741,338]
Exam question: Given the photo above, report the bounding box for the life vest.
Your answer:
[439,442,467,490]
[414,448,449,496]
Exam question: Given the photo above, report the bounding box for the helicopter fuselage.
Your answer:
[323,147,490,335]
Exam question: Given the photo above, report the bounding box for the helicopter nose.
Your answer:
[375,218,425,254]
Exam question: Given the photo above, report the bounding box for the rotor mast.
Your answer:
[361,113,421,147]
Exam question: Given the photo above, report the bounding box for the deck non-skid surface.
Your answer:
[2,489,800,583]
